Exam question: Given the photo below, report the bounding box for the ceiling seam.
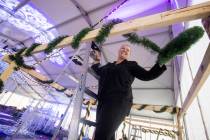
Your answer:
[69,0,93,27]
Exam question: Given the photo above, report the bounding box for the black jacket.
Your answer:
[91,60,167,102]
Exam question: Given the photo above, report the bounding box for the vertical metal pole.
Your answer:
[51,97,73,140]
[68,43,91,140]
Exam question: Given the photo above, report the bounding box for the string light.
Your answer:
[92,0,129,27]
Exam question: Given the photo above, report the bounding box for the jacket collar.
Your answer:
[113,59,127,65]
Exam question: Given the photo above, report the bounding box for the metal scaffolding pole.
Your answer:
[51,95,74,140]
[68,43,91,140]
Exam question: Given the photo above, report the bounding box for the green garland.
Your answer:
[71,27,92,49]
[9,48,35,70]
[123,33,161,53]
[152,106,179,114]
[95,19,122,45]
[35,78,54,84]
[94,19,161,53]
[171,107,179,114]
[158,26,204,65]
[153,106,168,113]
[44,35,69,54]
[137,104,148,111]
[15,47,27,56]
[0,79,3,93]
[32,77,68,92]
[56,87,67,92]
[93,19,204,65]
[1,20,204,97]
[134,104,179,114]
[25,43,41,57]
[20,20,204,69]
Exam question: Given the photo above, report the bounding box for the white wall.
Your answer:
[176,0,210,140]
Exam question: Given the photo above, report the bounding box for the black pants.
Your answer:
[94,99,132,140]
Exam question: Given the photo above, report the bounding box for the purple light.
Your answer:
[107,0,168,20]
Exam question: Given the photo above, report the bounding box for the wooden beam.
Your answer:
[22,68,65,90]
[2,56,67,91]
[180,43,210,116]
[1,2,210,84]
[22,1,210,55]
[2,56,99,100]
[0,62,16,82]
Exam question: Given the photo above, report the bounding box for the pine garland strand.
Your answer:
[56,87,67,92]
[71,27,92,49]
[137,104,148,111]
[9,48,35,70]
[123,33,161,53]
[44,36,69,54]
[15,47,27,57]
[25,43,41,57]
[158,26,204,65]
[153,106,168,113]
[134,104,179,114]
[95,19,122,45]
[171,107,178,114]
[35,78,54,84]
[0,79,3,93]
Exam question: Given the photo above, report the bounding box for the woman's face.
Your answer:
[118,45,131,60]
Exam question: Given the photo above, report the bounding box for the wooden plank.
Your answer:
[181,43,210,116]
[0,62,16,81]
[2,55,68,90]
[24,1,210,54]
[177,112,183,140]
[21,68,68,90]
[2,56,99,100]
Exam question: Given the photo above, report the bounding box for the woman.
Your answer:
[91,44,167,140]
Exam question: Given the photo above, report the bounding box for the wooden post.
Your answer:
[177,113,183,140]
[181,43,210,116]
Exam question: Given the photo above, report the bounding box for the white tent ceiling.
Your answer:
[0,0,185,120]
